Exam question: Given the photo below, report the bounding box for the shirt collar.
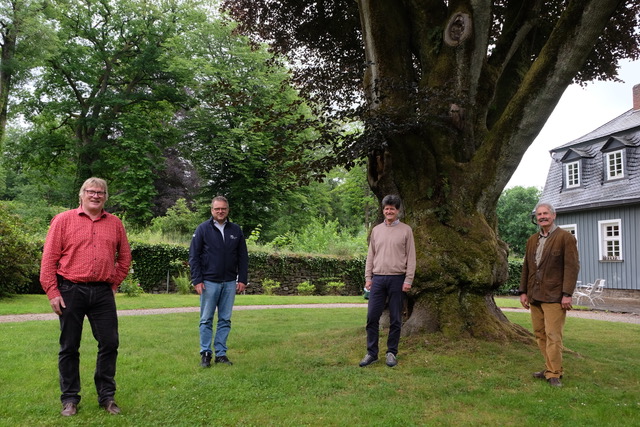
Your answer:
[384,219,400,227]
[539,223,558,238]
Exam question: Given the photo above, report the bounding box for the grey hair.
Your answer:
[78,177,108,203]
[211,195,229,208]
[534,202,556,215]
[381,194,402,209]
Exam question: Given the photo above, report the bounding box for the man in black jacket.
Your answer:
[189,196,249,367]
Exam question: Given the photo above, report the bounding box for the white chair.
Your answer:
[574,279,605,306]
[573,281,594,306]
[591,280,606,305]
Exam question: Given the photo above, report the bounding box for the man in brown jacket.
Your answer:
[519,202,579,387]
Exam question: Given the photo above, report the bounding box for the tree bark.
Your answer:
[358,0,622,340]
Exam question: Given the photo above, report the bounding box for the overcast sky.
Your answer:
[506,59,640,189]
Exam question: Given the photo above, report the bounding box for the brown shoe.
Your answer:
[532,371,546,379]
[548,377,563,387]
[61,402,77,416]
[101,400,121,415]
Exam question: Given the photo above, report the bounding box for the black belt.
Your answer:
[61,278,111,286]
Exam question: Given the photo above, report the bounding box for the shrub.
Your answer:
[173,271,193,295]
[150,198,203,236]
[296,280,315,296]
[119,277,145,297]
[261,278,281,295]
[326,281,346,295]
[495,258,523,295]
[0,204,41,297]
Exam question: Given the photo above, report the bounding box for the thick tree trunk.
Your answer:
[368,142,529,341]
[358,0,622,340]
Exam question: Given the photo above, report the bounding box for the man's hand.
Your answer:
[236,282,246,293]
[194,283,205,295]
[365,281,372,291]
[561,295,572,311]
[50,296,66,316]
[402,283,411,292]
[519,293,530,310]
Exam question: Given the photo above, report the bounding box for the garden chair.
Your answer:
[574,279,605,306]
[573,282,593,306]
[590,280,606,305]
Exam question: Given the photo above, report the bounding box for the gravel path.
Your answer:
[1,303,639,324]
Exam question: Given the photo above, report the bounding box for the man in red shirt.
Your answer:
[40,177,131,416]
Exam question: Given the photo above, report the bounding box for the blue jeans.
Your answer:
[58,281,118,405]
[199,280,237,356]
[366,275,405,358]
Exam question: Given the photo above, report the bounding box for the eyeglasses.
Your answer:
[84,190,107,197]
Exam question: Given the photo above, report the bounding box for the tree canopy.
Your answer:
[223,0,640,339]
[497,186,541,257]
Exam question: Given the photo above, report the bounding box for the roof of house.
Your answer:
[540,108,640,212]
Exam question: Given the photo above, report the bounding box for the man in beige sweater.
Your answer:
[360,195,416,368]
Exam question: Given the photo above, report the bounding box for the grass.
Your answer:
[1,296,637,426]
[0,293,523,316]
[0,294,369,316]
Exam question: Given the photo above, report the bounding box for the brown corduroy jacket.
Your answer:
[519,227,580,303]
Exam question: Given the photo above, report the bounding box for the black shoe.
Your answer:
[548,377,563,387]
[100,400,121,415]
[215,355,233,365]
[359,354,378,367]
[61,402,77,417]
[200,351,212,368]
[532,371,546,379]
[533,370,562,380]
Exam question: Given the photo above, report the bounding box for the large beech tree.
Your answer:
[225,1,640,339]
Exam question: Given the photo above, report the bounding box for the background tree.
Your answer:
[0,0,53,142]
[13,0,195,221]
[224,0,640,339]
[497,186,541,257]
[165,17,327,237]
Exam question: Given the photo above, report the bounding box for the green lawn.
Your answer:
[0,295,637,426]
[0,293,521,315]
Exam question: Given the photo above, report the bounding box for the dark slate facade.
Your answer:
[539,84,640,294]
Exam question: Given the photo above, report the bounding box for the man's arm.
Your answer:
[189,225,204,286]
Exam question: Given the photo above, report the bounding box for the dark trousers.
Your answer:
[366,275,405,357]
[58,280,119,405]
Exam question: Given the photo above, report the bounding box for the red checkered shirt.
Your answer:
[40,207,132,299]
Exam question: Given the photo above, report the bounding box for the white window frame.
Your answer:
[605,150,624,180]
[598,219,623,261]
[559,224,577,242]
[565,161,580,188]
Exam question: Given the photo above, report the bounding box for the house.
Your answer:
[539,84,640,300]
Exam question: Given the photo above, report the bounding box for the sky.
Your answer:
[506,59,640,189]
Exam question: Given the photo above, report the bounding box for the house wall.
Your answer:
[557,205,639,291]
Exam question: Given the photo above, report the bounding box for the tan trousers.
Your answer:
[530,302,566,379]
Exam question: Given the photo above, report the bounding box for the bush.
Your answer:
[326,281,346,295]
[495,258,523,295]
[150,198,204,236]
[261,278,281,295]
[0,204,41,297]
[296,280,315,296]
[118,277,145,297]
[173,271,193,295]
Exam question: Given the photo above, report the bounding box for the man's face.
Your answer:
[211,200,229,224]
[80,186,107,212]
[383,204,399,224]
[535,205,556,229]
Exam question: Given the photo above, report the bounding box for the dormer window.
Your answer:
[605,149,624,180]
[565,161,580,188]
[559,148,592,189]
